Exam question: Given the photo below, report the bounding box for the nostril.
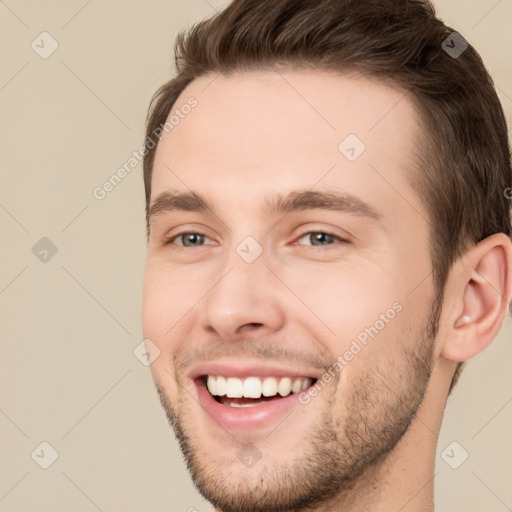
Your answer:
[239,322,265,330]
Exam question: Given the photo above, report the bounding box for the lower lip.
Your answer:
[194,379,307,431]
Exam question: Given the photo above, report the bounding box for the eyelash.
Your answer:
[164,230,349,248]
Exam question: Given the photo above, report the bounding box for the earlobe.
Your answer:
[441,233,512,363]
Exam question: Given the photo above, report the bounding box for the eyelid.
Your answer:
[294,229,350,246]
[161,224,218,246]
[164,231,216,247]
[163,227,350,248]
[292,222,352,242]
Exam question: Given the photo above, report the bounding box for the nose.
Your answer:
[198,246,286,342]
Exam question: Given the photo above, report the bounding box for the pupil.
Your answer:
[186,234,201,246]
[314,233,329,245]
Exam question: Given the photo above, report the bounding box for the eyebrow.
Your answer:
[147,188,382,225]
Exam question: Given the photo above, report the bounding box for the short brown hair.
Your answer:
[143,0,512,393]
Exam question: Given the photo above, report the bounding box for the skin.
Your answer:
[141,69,512,512]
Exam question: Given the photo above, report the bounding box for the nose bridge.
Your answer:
[199,236,285,339]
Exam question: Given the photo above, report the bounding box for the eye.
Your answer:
[164,230,347,248]
[166,232,214,247]
[295,231,348,247]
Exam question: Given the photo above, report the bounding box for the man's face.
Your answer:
[142,70,439,511]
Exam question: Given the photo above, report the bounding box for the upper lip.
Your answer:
[188,361,323,381]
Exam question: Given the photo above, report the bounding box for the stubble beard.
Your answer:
[155,298,440,512]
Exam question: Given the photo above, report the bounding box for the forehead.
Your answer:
[151,69,423,220]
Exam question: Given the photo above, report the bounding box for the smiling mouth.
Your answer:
[203,375,317,408]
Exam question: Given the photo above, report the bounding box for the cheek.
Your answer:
[142,258,199,329]
[142,251,419,365]
[283,260,402,343]
[142,265,186,402]
[141,259,192,370]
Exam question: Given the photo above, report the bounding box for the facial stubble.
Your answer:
[154,297,440,512]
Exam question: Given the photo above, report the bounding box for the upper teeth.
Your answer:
[206,375,313,398]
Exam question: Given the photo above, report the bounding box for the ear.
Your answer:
[440,233,512,363]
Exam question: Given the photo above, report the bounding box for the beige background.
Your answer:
[1,1,511,511]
